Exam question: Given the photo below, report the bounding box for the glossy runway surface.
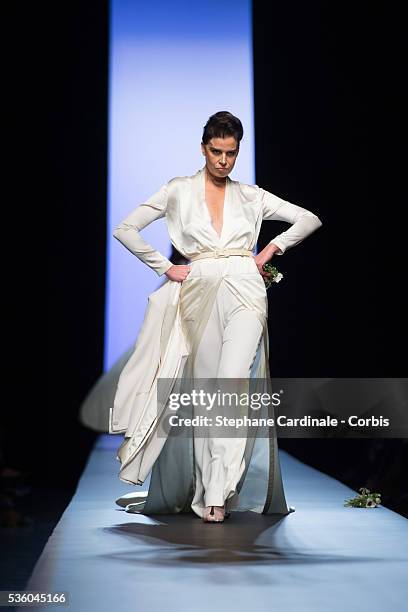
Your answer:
[21,435,408,611]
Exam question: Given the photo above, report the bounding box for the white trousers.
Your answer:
[185,257,264,515]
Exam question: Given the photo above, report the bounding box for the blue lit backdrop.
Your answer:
[105,0,254,369]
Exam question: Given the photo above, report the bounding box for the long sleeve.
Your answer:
[113,182,174,277]
[260,187,322,255]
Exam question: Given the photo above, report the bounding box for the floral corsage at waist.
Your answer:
[262,263,283,290]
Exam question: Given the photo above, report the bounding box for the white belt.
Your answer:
[189,248,254,262]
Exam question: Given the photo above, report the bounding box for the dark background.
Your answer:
[254,2,405,378]
[2,0,406,589]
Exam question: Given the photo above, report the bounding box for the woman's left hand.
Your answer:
[253,243,282,278]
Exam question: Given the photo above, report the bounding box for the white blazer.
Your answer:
[112,165,322,276]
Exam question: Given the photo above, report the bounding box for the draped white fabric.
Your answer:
[81,166,322,517]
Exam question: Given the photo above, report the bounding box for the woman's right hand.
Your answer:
[165,264,191,282]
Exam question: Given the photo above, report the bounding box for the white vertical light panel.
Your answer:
[106,0,254,369]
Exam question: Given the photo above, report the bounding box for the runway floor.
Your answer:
[21,434,408,612]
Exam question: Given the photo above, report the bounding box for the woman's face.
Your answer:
[201,136,239,179]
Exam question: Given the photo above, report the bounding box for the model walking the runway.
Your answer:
[110,111,322,523]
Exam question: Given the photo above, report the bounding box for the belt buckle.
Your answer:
[214,249,226,258]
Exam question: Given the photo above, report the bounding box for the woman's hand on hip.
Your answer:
[253,243,282,278]
[165,264,191,282]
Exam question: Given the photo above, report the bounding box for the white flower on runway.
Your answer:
[344,486,382,508]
